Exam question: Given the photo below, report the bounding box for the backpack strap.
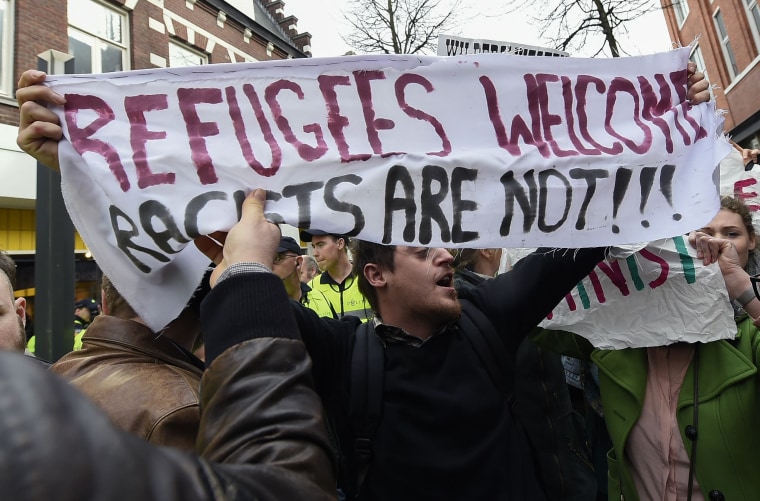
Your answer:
[457,298,515,397]
[348,321,384,494]
[458,299,553,500]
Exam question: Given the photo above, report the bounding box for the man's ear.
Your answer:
[295,255,303,268]
[14,297,26,327]
[337,238,345,251]
[101,289,110,316]
[364,263,386,288]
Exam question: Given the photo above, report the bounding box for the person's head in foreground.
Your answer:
[0,251,26,351]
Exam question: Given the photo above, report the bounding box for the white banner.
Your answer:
[540,236,735,349]
[46,48,729,330]
[720,146,760,230]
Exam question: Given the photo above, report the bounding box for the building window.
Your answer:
[689,45,714,101]
[68,0,128,74]
[745,0,760,52]
[690,44,706,74]
[714,9,739,79]
[169,40,207,67]
[673,0,689,26]
[0,0,14,97]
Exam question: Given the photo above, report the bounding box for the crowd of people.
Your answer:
[3,60,760,501]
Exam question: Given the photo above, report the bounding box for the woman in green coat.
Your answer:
[598,196,760,501]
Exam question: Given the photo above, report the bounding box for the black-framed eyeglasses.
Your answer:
[273,253,299,265]
[751,274,760,302]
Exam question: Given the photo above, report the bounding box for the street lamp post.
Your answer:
[34,49,75,363]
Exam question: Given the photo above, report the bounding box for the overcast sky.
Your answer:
[283,0,676,59]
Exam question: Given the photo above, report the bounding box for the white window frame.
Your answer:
[0,0,15,98]
[713,8,739,79]
[168,39,207,68]
[673,0,690,27]
[67,0,129,74]
[744,0,760,53]
[689,44,715,102]
[689,44,706,74]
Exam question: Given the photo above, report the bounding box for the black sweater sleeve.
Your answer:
[290,300,360,401]
[469,247,606,340]
[200,272,299,366]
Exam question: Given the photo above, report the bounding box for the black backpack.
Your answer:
[345,299,596,500]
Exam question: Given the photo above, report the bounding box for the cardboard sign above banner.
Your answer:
[437,34,569,57]
[46,48,729,330]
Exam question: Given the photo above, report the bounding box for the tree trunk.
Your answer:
[592,0,620,57]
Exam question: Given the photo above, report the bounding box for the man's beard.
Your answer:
[433,289,462,325]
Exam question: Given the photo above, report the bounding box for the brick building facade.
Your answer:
[0,0,311,302]
[661,0,760,148]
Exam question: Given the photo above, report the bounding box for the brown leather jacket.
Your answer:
[50,315,203,451]
[0,272,336,500]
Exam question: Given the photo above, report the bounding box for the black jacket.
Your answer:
[454,266,598,501]
[293,247,605,500]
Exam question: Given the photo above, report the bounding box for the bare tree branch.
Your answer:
[502,0,659,57]
[342,0,466,55]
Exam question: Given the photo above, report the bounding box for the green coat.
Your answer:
[593,317,760,501]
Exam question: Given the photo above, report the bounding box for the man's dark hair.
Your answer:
[326,234,349,252]
[351,240,396,315]
[0,251,16,290]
